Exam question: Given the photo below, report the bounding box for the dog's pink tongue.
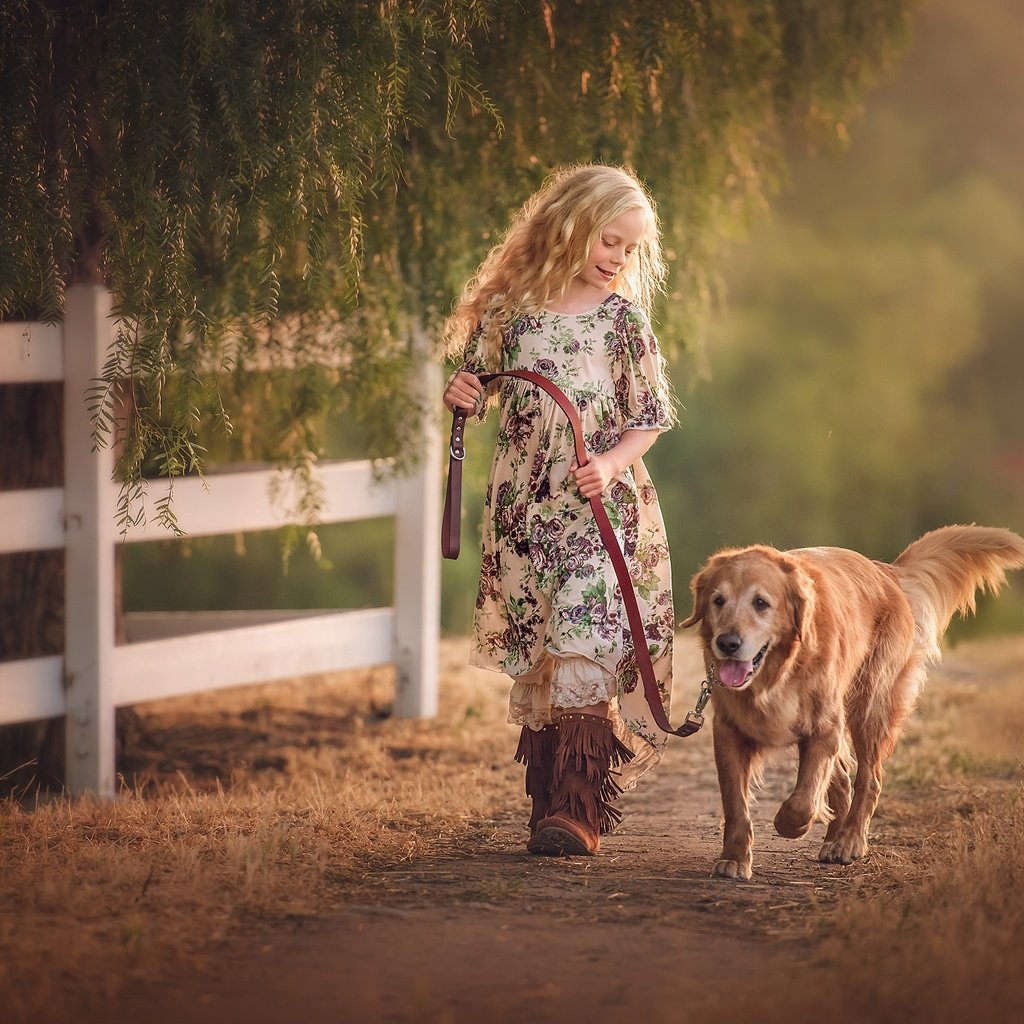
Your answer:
[718,660,752,688]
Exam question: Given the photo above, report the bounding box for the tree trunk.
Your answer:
[0,1,132,795]
[0,383,67,792]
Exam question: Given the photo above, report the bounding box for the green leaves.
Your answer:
[2,0,914,532]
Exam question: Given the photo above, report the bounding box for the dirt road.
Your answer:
[14,635,1017,1024]
[107,720,868,1023]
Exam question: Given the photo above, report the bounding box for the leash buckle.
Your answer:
[674,677,713,736]
[449,444,466,461]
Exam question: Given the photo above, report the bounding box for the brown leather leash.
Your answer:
[442,369,708,738]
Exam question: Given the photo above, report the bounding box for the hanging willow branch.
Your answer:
[0,0,915,530]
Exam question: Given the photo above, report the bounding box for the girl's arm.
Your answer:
[571,428,660,499]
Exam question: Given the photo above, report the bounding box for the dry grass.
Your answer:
[1,635,1023,1022]
[814,798,1024,1022]
[0,642,521,1020]
[788,635,1024,1022]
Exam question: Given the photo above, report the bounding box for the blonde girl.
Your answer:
[443,164,676,856]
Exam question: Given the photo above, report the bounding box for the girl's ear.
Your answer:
[679,568,711,628]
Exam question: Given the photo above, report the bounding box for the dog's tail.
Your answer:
[892,525,1024,662]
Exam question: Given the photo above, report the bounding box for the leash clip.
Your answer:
[694,678,713,716]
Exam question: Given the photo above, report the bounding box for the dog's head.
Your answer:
[680,546,817,691]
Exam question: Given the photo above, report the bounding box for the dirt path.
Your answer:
[6,638,1021,1023]
[106,719,868,1024]
[16,635,1011,1024]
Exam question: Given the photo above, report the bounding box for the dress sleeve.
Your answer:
[454,319,499,419]
[614,305,676,432]
[460,322,488,376]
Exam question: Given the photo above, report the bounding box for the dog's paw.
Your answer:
[712,858,752,880]
[774,799,814,839]
[818,833,867,865]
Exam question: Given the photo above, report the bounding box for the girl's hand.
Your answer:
[571,429,659,499]
[444,370,484,414]
[570,453,618,498]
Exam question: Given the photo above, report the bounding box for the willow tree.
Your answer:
[3,0,916,487]
[0,0,914,781]
[0,0,498,784]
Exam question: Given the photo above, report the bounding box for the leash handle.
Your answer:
[441,406,468,560]
[442,369,703,738]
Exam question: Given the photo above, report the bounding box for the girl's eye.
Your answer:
[753,596,770,612]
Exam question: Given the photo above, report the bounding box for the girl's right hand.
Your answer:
[443,370,484,414]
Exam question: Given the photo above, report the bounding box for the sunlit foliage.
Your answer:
[0,0,913,518]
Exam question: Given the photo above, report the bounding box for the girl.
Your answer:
[443,163,676,856]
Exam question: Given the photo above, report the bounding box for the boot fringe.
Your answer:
[549,714,635,837]
[515,724,558,832]
[549,773,624,836]
[514,723,558,768]
[553,714,635,776]
[600,771,624,806]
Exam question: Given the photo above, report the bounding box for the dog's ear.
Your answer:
[785,565,817,649]
[679,567,711,628]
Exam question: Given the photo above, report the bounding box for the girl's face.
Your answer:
[578,206,648,295]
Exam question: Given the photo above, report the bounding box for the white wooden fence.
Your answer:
[0,285,441,797]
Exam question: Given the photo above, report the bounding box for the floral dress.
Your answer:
[461,293,676,787]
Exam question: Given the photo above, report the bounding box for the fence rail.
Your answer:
[0,286,441,796]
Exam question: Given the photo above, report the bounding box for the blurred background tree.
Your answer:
[650,0,1024,639]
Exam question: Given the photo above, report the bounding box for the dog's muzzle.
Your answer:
[715,640,770,689]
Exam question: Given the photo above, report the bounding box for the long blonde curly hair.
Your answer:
[443,163,667,370]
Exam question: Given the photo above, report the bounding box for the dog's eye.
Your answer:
[712,594,726,608]
[753,596,771,612]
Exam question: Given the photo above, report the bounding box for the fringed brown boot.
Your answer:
[528,713,634,856]
[514,723,558,838]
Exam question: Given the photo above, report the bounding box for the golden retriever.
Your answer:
[680,525,1024,880]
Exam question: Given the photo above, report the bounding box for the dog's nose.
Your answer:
[716,632,743,656]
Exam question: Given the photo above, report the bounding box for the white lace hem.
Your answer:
[505,654,663,787]
[507,653,616,730]
[550,654,616,708]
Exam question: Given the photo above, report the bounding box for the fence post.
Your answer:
[392,329,441,718]
[63,285,117,797]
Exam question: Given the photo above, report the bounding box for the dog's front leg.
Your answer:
[774,731,839,839]
[712,718,757,880]
[820,740,884,864]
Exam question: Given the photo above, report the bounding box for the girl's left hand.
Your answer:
[570,453,618,498]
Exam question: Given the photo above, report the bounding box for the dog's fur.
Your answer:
[680,525,1024,880]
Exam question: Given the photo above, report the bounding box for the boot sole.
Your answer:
[528,825,595,857]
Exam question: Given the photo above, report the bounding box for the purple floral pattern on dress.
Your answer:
[462,293,676,739]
